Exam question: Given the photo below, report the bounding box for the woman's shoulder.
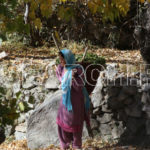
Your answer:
[57,64,64,71]
[74,65,85,75]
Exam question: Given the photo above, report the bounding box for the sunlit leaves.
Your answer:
[0,0,136,38]
[28,0,52,30]
[138,0,145,3]
[139,0,150,3]
[88,0,101,14]
[18,101,25,112]
[113,0,130,16]
[0,87,33,127]
[29,10,36,20]
[40,0,52,18]
[60,0,67,2]
[4,16,30,33]
[34,18,42,29]
[0,22,6,32]
[0,0,28,35]
[30,0,38,10]
[58,6,74,22]
[88,0,130,22]
[59,0,77,3]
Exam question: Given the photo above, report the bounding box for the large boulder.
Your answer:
[26,90,62,150]
[26,90,88,150]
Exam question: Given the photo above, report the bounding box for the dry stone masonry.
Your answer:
[91,68,150,146]
[1,60,150,149]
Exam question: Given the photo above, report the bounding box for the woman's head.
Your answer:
[59,49,75,67]
[59,51,66,67]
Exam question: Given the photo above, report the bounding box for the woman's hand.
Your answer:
[72,68,77,78]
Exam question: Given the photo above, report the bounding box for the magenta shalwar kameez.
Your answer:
[56,64,90,149]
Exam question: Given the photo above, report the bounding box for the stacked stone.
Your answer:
[2,60,150,148]
[0,59,60,140]
[91,70,150,145]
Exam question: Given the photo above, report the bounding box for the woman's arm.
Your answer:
[56,64,64,82]
[71,67,85,91]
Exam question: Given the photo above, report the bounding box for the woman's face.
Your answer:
[59,55,66,67]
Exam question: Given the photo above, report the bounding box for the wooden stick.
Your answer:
[52,32,60,52]
[81,46,88,62]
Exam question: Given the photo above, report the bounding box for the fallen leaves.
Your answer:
[0,42,143,66]
[0,137,140,150]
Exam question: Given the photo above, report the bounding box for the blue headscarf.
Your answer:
[61,49,90,112]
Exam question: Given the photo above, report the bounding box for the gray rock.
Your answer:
[102,135,113,142]
[142,84,150,92]
[144,107,150,118]
[126,117,145,134]
[141,92,148,104]
[27,90,62,150]
[43,91,55,104]
[15,131,26,140]
[5,88,13,100]
[111,122,124,139]
[107,87,120,97]
[101,104,112,113]
[30,87,45,104]
[91,77,103,108]
[23,76,36,89]
[129,78,140,86]
[92,129,99,136]
[15,123,27,140]
[45,77,59,89]
[125,103,142,118]
[117,110,127,122]
[123,97,133,105]
[0,127,5,144]
[44,62,59,90]
[4,125,13,137]
[105,64,118,80]
[26,90,88,150]
[107,97,124,110]
[99,123,112,135]
[146,120,150,135]
[17,113,26,124]
[90,119,99,130]
[97,113,112,124]
[117,91,129,102]
[23,110,34,126]
[122,86,137,95]
[93,108,101,115]
[12,82,21,94]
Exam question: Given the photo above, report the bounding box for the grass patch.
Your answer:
[76,53,106,65]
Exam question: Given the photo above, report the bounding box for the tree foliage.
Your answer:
[0,0,149,45]
[0,87,32,128]
[0,0,29,35]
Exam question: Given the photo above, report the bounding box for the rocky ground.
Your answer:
[0,137,143,150]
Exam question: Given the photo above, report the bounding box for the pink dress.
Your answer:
[56,64,90,149]
[56,64,90,133]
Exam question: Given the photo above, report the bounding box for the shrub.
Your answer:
[0,87,32,128]
[76,53,106,65]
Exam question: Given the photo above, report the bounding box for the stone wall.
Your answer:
[0,58,60,140]
[1,59,150,147]
[91,69,150,146]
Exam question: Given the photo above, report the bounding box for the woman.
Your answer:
[56,49,92,150]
